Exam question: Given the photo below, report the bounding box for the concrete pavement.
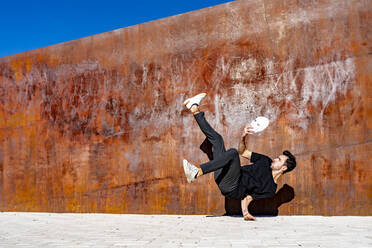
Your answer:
[0,212,371,247]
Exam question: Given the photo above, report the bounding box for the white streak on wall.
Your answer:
[229,58,258,80]
[211,57,356,130]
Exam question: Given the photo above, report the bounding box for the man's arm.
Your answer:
[238,124,254,160]
[241,195,256,221]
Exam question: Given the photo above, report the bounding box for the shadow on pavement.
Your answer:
[224,184,295,216]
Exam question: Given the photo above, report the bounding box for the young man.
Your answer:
[183,93,296,221]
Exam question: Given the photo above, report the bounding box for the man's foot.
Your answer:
[183,159,199,183]
[183,93,206,109]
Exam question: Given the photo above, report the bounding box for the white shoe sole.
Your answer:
[183,159,195,183]
[183,93,206,109]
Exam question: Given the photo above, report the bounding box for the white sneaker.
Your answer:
[183,93,207,109]
[183,159,199,183]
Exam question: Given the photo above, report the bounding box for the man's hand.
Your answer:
[241,124,255,138]
[243,212,256,221]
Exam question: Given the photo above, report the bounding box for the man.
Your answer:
[182,93,296,221]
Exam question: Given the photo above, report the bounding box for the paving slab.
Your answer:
[0,213,371,248]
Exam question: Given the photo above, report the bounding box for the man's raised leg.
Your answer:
[190,106,226,159]
[182,93,226,181]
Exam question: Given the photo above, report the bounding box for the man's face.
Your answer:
[271,155,288,171]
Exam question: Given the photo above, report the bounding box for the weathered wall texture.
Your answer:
[0,0,371,215]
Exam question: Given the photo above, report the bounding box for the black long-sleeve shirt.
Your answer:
[241,152,277,200]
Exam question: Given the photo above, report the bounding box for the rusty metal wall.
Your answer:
[0,0,371,215]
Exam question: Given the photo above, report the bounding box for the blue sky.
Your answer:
[0,0,233,58]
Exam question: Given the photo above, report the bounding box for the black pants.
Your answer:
[194,112,245,200]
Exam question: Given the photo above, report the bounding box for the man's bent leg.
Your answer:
[199,148,242,195]
[200,148,238,175]
[217,150,242,196]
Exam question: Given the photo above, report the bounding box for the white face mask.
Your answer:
[250,116,270,133]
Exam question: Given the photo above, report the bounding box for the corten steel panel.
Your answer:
[0,0,371,215]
